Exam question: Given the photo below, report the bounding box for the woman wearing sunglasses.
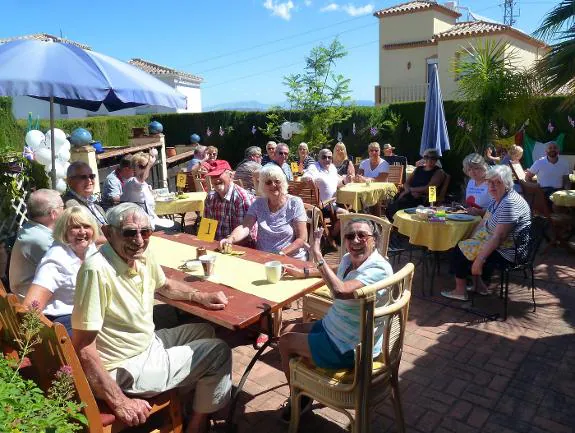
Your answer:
[21,206,98,333]
[120,150,161,229]
[221,164,308,348]
[386,148,445,220]
[278,220,393,421]
[357,142,389,182]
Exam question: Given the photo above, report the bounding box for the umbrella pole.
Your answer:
[49,97,57,189]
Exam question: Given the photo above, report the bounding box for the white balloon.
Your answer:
[35,147,52,167]
[25,130,45,150]
[57,147,71,162]
[45,128,68,150]
[55,178,67,194]
[55,161,68,178]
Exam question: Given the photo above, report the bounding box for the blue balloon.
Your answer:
[190,133,200,144]
[70,128,92,146]
[149,121,163,134]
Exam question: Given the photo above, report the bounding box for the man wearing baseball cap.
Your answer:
[204,160,256,243]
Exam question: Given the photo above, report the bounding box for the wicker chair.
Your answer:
[301,213,392,322]
[289,263,414,433]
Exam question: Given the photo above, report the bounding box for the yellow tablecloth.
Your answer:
[149,237,321,303]
[155,192,207,216]
[337,182,397,211]
[393,210,481,252]
[550,190,575,207]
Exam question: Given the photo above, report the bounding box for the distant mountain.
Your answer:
[204,99,374,112]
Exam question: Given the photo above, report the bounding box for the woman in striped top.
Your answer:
[442,165,531,301]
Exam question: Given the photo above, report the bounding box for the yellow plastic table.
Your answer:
[336,182,397,211]
[393,210,481,252]
[155,192,207,216]
[550,190,575,207]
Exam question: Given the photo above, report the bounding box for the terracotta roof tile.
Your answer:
[128,58,203,83]
[0,33,92,50]
[374,1,460,18]
[435,21,546,47]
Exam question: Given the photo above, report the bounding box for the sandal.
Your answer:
[465,286,489,296]
[441,290,468,301]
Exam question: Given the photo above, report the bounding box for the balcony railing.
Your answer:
[379,84,429,104]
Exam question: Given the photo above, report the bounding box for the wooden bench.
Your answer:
[0,282,183,433]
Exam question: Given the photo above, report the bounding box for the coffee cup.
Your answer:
[199,255,216,277]
[264,260,283,283]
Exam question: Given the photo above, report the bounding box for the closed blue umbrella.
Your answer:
[420,64,450,157]
[0,39,186,186]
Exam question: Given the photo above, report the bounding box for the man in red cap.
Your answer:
[204,161,256,243]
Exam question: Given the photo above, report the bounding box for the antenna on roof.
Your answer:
[503,0,519,26]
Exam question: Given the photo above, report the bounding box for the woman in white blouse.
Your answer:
[121,150,159,228]
[357,142,389,181]
[22,206,98,333]
[463,153,490,216]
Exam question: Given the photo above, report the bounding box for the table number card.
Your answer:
[428,185,437,204]
[176,172,187,189]
[290,162,300,174]
[197,217,219,242]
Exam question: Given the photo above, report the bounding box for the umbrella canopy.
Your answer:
[420,64,450,157]
[0,39,187,187]
[0,39,186,111]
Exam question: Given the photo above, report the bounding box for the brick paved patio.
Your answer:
[201,245,575,433]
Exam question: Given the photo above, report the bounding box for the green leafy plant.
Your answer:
[0,306,87,432]
[452,39,540,154]
[283,39,353,150]
[533,0,575,103]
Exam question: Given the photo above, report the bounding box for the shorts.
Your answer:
[308,320,355,369]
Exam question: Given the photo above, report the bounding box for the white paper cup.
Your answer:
[199,255,216,277]
[264,260,283,283]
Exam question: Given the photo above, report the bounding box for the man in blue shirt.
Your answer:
[9,189,64,296]
[102,155,133,209]
[265,143,293,181]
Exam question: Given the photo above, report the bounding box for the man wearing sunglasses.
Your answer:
[204,160,256,243]
[302,148,349,238]
[261,140,277,166]
[63,162,108,244]
[264,142,293,181]
[72,203,231,433]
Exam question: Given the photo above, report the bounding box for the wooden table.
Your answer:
[151,231,323,431]
[155,192,206,217]
[336,181,397,211]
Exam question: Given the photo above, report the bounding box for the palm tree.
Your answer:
[452,39,539,154]
[533,1,575,96]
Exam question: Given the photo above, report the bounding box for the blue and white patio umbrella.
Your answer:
[420,64,450,157]
[0,39,186,187]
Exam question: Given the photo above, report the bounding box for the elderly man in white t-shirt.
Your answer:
[303,148,349,238]
[525,141,571,199]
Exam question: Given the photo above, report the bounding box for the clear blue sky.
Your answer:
[2,0,559,109]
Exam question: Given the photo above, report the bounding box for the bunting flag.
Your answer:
[219,126,224,136]
[337,131,343,141]
[370,126,377,136]
[547,120,555,133]
[568,115,575,128]
[251,125,257,135]
[352,123,356,135]
[406,121,411,133]
[206,126,212,137]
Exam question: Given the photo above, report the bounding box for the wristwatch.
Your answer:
[303,267,310,278]
[316,259,325,268]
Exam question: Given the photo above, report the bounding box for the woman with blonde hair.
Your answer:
[358,142,389,181]
[333,141,355,177]
[206,145,219,161]
[21,206,98,333]
[121,150,163,228]
[297,142,315,173]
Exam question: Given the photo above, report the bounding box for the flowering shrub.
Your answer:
[0,307,87,432]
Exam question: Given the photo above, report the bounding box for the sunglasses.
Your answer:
[71,174,96,181]
[321,155,333,160]
[423,156,438,161]
[344,231,373,242]
[369,149,380,153]
[207,152,217,156]
[277,151,289,156]
[265,179,282,186]
[120,228,153,239]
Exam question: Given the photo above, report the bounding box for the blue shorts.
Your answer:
[308,320,355,369]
